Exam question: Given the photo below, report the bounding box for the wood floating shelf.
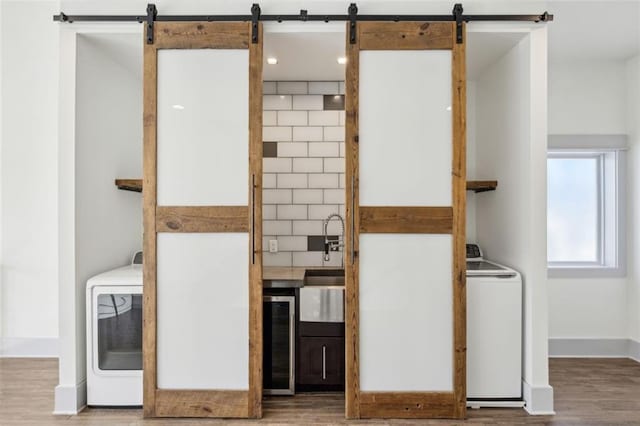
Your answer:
[116,179,498,194]
[466,180,498,193]
[115,179,142,193]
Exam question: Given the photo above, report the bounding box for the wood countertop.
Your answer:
[263,266,343,281]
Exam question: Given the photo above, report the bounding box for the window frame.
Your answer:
[546,137,626,279]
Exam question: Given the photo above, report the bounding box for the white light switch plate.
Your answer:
[269,239,278,253]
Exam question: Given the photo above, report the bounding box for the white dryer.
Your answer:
[466,244,523,407]
[86,252,143,406]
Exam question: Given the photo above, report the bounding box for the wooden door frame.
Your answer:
[142,21,263,418]
[344,21,466,420]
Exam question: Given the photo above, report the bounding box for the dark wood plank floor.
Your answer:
[1,358,639,425]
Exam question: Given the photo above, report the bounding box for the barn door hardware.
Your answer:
[453,3,463,44]
[349,3,358,44]
[146,3,157,45]
[53,3,554,29]
[251,3,261,43]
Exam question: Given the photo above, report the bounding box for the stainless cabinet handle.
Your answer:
[252,174,256,264]
[322,345,326,380]
[350,175,355,264]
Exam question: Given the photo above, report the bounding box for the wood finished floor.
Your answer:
[1,358,639,425]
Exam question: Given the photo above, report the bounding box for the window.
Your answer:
[547,147,625,277]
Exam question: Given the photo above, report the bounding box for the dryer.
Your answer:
[466,244,523,408]
[86,252,142,406]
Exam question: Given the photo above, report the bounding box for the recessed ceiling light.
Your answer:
[446,106,452,111]
[172,104,185,110]
[267,57,278,65]
[337,57,347,65]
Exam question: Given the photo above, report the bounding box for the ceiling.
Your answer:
[547,1,640,62]
[263,30,346,81]
[466,32,526,79]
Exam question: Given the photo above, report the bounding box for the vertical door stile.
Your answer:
[344,21,361,420]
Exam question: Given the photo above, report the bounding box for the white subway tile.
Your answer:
[339,111,346,125]
[277,81,308,94]
[293,126,324,141]
[263,189,292,204]
[308,204,340,220]
[339,173,346,188]
[277,110,308,126]
[277,204,308,220]
[293,251,324,267]
[324,158,344,173]
[308,81,339,94]
[263,126,292,142]
[264,220,292,235]
[308,142,339,157]
[263,81,277,95]
[309,174,339,189]
[263,251,292,267]
[338,82,345,94]
[326,219,344,235]
[278,142,307,157]
[263,110,277,126]
[339,204,346,217]
[263,205,277,220]
[339,142,345,157]
[324,189,344,204]
[323,253,344,267]
[263,158,291,173]
[277,174,308,188]
[323,126,344,142]
[278,236,308,251]
[293,220,323,235]
[293,158,323,173]
[292,95,323,110]
[293,189,323,204]
[263,173,277,188]
[308,111,340,126]
[264,94,292,110]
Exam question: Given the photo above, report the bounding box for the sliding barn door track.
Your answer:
[53,3,552,45]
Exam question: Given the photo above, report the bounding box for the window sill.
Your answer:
[547,266,626,279]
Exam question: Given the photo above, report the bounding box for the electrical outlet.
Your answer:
[269,239,278,253]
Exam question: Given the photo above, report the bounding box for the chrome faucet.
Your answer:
[323,213,345,263]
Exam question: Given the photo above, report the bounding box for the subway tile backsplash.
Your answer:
[263,81,345,267]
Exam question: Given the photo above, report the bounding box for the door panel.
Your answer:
[144,21,263,419]
[359,50,452,207]
[359,234,452,392]
[345,21,466,420]
[156,233,249,390]
[156,49,249,206]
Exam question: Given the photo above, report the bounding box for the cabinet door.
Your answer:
[298,337,344,386]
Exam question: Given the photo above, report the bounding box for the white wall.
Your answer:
[0,0,59,357]
[626,55,640,345]
[548,60,627,135]
[56,30,142,413]
[547,59,630,341]
[474,28,552,413]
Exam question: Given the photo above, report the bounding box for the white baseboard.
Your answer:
[54,380,87,415]
[522,380,555,415]
[0,337,58,358]
[549,338,640,360]
[629,339,640,362]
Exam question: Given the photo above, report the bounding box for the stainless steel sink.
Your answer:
[303,269,345,287]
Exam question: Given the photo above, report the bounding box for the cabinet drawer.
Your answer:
[299,321,345,337]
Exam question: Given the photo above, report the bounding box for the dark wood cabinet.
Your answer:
[297,322,344,390]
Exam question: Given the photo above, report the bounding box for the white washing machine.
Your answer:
[86,252,143,406]
[466,244,523,408]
